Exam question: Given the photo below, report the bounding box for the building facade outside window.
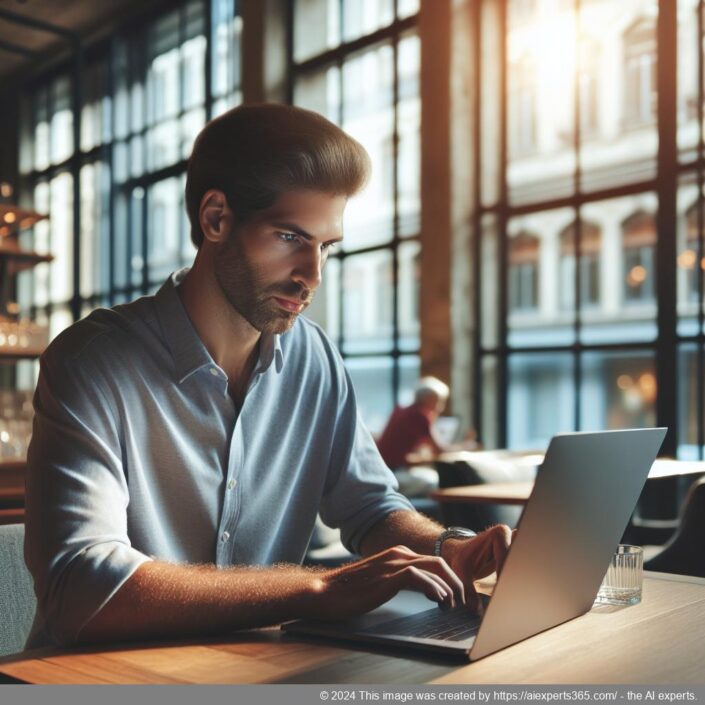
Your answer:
[622,210,657,304]
[476,0,705,460]
[559,221,601,311]
[624,19,657,127]
[508,232,539,312]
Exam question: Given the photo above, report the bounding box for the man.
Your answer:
[378,376,453,472]
[377,377,478,499]
[24,104,511,648]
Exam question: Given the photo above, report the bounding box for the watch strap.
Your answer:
[434,527,477,557]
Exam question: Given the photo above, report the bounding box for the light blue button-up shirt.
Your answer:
[24,268,414,648]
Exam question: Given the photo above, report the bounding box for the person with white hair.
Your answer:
[376,376,477,500]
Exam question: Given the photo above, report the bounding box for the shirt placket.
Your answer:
[215,366,264,566]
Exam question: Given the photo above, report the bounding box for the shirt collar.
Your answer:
[155,268,284,384]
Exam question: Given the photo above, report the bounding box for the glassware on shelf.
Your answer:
[0,318,49,354]
[0,389,34,461]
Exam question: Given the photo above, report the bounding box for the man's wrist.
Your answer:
[440,536,470,563]
[434,527,477,560]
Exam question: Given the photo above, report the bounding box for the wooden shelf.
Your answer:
[0,204,48,238]
[0,348,45,362]
[0,508,24,525]
[0,459,25,509]
[0,242,53,274]
[0,459,26,472]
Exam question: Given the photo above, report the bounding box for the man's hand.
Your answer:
[442,524,514,610]
[310,545,466,621]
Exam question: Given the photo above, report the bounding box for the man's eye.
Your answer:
[321,241,337,252]
[278,232,299,243]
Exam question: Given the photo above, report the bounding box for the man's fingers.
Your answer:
[465,581,482,614]
[488,524,512,575]
[370,546,466,606]
[406,556,465,606]
[472,525,512,577]
[390,565,454,606]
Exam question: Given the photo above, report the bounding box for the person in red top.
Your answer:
[377,377,449,471]
[377,377,479,502]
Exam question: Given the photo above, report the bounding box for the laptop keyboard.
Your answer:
[362,606,482,642]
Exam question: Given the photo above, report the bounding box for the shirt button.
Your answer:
[210,367,219,376]
[221,531,230,543]
[227,479,237,490]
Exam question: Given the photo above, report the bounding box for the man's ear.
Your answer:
[199,189,233,244]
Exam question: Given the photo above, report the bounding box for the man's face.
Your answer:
[213,189,346,335]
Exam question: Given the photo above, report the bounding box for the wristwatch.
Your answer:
[434,527,477,557]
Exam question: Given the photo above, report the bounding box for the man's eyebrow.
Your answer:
[272,222,343,242]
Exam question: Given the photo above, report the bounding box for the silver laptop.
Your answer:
[283,428,667,660]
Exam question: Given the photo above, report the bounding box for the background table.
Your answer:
[0,573,703,684]
[431,458,705,507]
[432,481,532,506]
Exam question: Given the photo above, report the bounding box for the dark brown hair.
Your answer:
[185,103,371,247]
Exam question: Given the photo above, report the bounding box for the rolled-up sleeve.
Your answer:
[24,345,151,647]
[318,364,415,555]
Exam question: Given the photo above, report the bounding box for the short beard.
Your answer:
[214,236,313,335]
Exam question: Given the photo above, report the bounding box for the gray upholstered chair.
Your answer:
[644,476,705,578]
[0,524,36,656]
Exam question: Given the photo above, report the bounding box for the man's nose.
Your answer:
[292,248,323,291]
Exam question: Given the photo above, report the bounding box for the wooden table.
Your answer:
[432,458,705,507]
[0,573,703,684]
[432,481,533,506]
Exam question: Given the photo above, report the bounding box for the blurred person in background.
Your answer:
[376,376,479,499]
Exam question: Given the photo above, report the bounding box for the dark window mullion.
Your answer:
[204,0,213,120]
[336,49,345,355]
[697,0,705,459]
[497,0,509,448]
[573,0,582,432]
[472,0,483,441]
[142,182,149,295]
[70,40,83,323]
[391,31,401,405]
[655,0,678,455]
[108,41,117,307]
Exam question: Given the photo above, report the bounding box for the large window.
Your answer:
[291,0,421,434]
[475,0,705,460]
[16,0,242,385]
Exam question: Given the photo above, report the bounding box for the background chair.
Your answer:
[436,453,538,532]
[0,523,36,656]
[644,476,705,578]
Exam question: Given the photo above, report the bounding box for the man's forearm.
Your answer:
[359,509,444,558]
[80,512,459,645]
[79,560,325,644]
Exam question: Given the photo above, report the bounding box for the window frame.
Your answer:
[289,2,421,422]
[473,0,684,458]
[16,0,242,330]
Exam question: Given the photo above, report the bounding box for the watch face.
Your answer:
[448,527,475,537]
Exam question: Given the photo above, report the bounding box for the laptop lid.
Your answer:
[469,427,667,660]
[433,416,461,445]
